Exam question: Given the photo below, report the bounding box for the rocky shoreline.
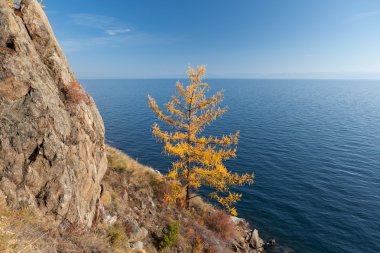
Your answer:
[230,216,277,253]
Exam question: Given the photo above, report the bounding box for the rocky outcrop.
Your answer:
[0,0,107,227]
[230,216,277,253]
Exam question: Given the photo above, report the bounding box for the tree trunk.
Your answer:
[185,184,190,208]
[185,88,195,209]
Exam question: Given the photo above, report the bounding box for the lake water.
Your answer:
[82,79,380,253]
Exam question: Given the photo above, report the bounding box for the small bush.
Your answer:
[152,179,171,202]
[203,210,236,239]
[100,190,112,207]
[63,81,91,106]
[159,222,179,249]
[193,235,204,253]
[186,227,204,253]
[107,225,126,246]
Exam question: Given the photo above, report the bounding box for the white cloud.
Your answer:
[70,13,131,35]
[61,13,180,52]
[106,28,131,36]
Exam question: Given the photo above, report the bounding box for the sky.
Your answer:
[44,0,380,79]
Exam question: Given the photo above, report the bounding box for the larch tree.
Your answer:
[148,66,254,215]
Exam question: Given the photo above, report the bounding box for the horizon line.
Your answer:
[78,77,380,80]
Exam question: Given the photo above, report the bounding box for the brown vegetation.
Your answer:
[63,80,91,106]
[204,209,237,239]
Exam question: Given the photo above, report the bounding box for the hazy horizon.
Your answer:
[79,75,380,80]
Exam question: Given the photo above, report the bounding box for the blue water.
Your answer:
[82,79,380,253]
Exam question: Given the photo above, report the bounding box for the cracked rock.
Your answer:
[0,0,107,227]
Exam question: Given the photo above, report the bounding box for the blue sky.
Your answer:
[44,0,380,79]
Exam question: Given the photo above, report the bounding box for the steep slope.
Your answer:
[0,0,107,227]
[0,146,272,253]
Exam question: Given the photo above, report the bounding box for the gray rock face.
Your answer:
[0,0,107,227]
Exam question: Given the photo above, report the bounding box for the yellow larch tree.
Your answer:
[148,66,254,215]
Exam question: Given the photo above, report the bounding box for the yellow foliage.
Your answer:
[148,66,254,215]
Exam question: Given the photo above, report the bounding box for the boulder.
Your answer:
[125,219,148,242]
[0,0,107,227]
[132,241,144,251]
[103,213,118,226]
[249,229,264,250]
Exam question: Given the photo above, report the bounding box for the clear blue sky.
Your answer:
[45,0,380,79]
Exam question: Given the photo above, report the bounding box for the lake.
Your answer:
[83,79,380,253]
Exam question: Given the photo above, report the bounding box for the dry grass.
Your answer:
[106,145,157,175]
[106,145,161,190]
[0,206,54,252]
[101,189,112,207]
[0,203,110,252]
[63,80,91,106]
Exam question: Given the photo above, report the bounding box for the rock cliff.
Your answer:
[0,0,107,227]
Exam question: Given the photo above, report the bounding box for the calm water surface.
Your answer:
[83,79,380,253]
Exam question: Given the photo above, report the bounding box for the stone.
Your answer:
[231,239,244,252]
[266,239,276,246]
[103,213,117,226]
[249,229,264,249]
[133,241,144,251]
[231,216,247,226]
[126,219,148,242]
[0,0,107,227]
[122,190,129,200]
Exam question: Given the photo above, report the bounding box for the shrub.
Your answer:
[193,234,204,253]
[153,179,175,202]
[159,222,179,249]
[63,81,91,106]
[107,225,126,246]
[186,227,204,253]
[203,210,236,239]
[100,190,112,207]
